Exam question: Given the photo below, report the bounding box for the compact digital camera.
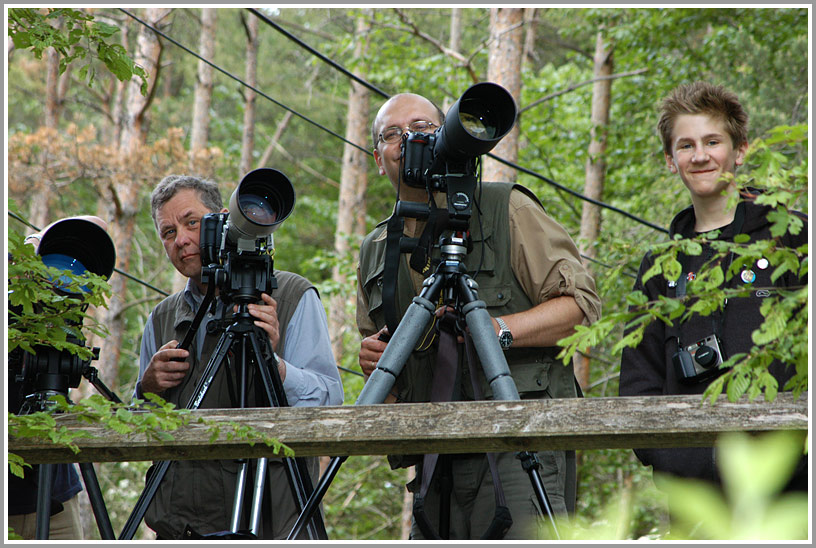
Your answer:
[672,334,727,383]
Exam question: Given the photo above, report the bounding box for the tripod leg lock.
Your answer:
[516,451,541,473]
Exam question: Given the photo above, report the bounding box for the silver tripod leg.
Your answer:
[249,458,268,536]
[230,460,250,532]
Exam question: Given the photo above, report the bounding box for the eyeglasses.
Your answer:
[378,120,438,144]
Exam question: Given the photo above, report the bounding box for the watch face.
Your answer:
[499,331,513,349]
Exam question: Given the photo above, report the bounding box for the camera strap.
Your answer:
[382,201,447,336]
[382,214,406,336]
[413,311,512,540]
[408,202,446,277]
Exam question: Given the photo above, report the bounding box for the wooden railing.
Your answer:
[9,392,808,464]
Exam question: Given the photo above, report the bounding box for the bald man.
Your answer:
[355,92,601,539]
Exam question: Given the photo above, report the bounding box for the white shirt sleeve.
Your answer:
[280,288,344,407]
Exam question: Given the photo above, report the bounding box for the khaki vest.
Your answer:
[144,270,315,539]
[359,182,578,405]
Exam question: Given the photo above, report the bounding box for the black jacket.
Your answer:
[619,192,807,486]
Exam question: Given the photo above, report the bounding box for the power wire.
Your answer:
[251,8,669,235]
[488,154,669,234]
[248,8,390,100]
[118,8,371,157]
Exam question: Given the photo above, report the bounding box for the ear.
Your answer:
[373,148,386,176]
[665,152,677,173]
[734,141,748,167]
[220,207,229,214]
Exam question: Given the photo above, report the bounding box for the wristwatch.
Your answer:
[496,317,513,350]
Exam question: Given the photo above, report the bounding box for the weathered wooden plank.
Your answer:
[9,392,807,464]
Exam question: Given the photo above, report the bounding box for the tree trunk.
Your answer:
[44,47,60,129]
[27,46,62,231]
[329,13,370,362]
[174,8,217,295]
[575,31,613,390]
[107,22,129,148]
[189,8,217,175]
[239,12,259,176]
[96,7,168,393]
[442,8,463,113]
[522,8,537,66]
[483,8,523,183]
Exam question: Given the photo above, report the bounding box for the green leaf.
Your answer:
[725,372,750,402]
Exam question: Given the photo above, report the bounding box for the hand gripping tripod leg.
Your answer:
[288,238,560,540]
[119,304,327,540]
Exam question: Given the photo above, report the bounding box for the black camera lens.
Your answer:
[226,168,295,243]
[693,345,718,369]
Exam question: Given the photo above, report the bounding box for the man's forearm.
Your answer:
[498,295,585,348]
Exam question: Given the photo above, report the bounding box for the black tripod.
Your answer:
[288,231,560,540]
[15,358,119,540]
[119,268,327,540]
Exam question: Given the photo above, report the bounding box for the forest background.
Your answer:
[5,6,810,540]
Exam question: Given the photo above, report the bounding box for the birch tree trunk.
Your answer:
[189,8,217,174]
[95,7,168,387]
[239,12,259,176]
[522,8,537,66]
[575,31,613,389]
[442,8,463,113]
[108,22,129,148]
[27,47,61,232]
[482,8,523,183]
[329,13,370,362]
[175,8,217,294]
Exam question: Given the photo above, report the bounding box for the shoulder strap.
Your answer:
[382,214,405,336]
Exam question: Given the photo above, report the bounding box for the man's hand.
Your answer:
[140,340,190,395]
[246,292,286,381]
[359,326,389,378]
[247,292,280,351]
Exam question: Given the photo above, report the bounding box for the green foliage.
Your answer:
[659,431,808,540]
[8,7,148,94]
[563,431,807,540]
[8,393,292,480]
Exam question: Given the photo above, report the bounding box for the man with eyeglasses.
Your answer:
[355,93,601,539]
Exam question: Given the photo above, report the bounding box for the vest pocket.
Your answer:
[363,265,386,328]
[472,283,512,309]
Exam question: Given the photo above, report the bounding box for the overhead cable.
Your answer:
[248,8,390,99]
[251,8,669,235]
[118,8,371,157]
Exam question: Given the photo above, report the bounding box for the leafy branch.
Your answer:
[8,393,293,479]
[8,7,149,95]
[7,224,111,361]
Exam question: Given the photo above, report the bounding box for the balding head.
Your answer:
[371,93,445,149]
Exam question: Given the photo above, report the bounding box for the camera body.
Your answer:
[672,334,727,383]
